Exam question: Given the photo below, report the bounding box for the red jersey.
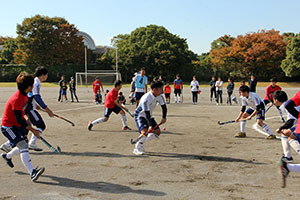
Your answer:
[2,90,28,127]
[164,85,171,94]
[264,85,281,101]
[104,88,119,109]
[93,80,103,93]
[291,91,300,134]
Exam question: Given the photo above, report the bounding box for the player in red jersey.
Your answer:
[263,78,284,122]
[0,72,45,182]
[93,77,104,102]
[88,80,131,131]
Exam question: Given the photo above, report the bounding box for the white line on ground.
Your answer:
[53,104,103,113]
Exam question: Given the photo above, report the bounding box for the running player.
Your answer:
[1,72,45,181]
[273,91,299,162]
[131,68,148,108]
[173,74,183,103]
[263,78,284,122]
[279,90,300,187]
[93,77,104,102]
[133,80,167,155]
[235,85,275,139]
[88,80,131,131]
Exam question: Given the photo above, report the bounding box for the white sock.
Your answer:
[289,139,300,155]
[240,120,246,133]
[3,140,11,148]
[121,114,127,127]
[92,118,105,125]
[281,135,292,158]
[146,133,158,142]
[174,95,177,102]
[263,124,274,135]
[135,134,147,148]
[287,163,300,173]
[29,128,43,145]
[178,95,181,102]
[6,147,20,159]
[20,149,34,174]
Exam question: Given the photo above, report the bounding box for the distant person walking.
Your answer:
[249,74,257,92]
[209,76,216,102]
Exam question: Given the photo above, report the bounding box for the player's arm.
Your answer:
[236,106,246,122]
[14,110,40,138]
[161,104,167,124]
[285,99,299,119]
[277,119,296,133]
[114,99,128,112]
[33,94,54,117]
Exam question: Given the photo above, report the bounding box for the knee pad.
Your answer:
[16,140,28,150]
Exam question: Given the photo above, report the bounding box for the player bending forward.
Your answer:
[88,80,131,131]
[133,81,167,155]
[235,85,275,139]
[1,72,44,181]
[279,90,300,187]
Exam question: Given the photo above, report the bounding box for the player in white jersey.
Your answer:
[273,91,300,162]
[235,85,275,139]
[133,81,167,155]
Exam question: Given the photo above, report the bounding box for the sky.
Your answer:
[1,0,300,54]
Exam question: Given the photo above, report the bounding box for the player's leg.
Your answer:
[281,129,293,161]
[27,110,45,151]
[88,108,110,130]
[210,88,213,102]
[116,108,131,130]
[70,90,74,102]
[236,111,249,137]
[178,89,181,103]
[0,140,12,153]
[146,118,160,142]
[174,89,178,103]
[220,91,223,104]
[288,128,300,156]
[74,90,79,102]
[256,108,275,139]
[133,117,148,155]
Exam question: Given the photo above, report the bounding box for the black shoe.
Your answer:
[1,153,14,168]
[31,167,45,182]
[88,121,93,131]
[282,156,294,163]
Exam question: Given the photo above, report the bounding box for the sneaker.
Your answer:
[122,126,132,130]
[0,143,12,153]
[280,157,289,188]
[1,153,14,168]
[266,135,277,140]
[29,144,43,151]
[282,156,294,163]
[235,132,246,138]
[133,148,144,155]
[88,121,93,131]
[31,167,45,182]
[133,142,145,155]
[281,117,285,123]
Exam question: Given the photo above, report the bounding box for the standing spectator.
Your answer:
[190,76,199,104]
[58,76,64,102]
[164,83,171,104]
[69,77,79,102]
[60,79,68,102]
[209,76,216,102]
[173,74,183,103]
[227,78,234,105]
[216,77,223,105]
[93,77,104,102]
[249,74,257,92]
[131,68,148,108]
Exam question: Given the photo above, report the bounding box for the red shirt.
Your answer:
[264,85,281,101]
[2,90,28,127]
[164,85,171,94]
[93,80,103,93]
[291,91,300,134]
[104,88,119,109]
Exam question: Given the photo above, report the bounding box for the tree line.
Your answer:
[1,14,300,83]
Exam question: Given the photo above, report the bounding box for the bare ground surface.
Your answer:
[0,86,300,200]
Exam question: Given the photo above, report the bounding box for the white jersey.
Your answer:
[241,92,264,109]
[215,81,223,91]
[190,80,199,92]
[281,102,300,122]
[31,77,41,109]
[136,91,166,119]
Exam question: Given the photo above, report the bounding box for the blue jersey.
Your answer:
[133,74,148,92]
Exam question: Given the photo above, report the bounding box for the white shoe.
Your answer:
[133,142,145,155]
[29,144,43,151]
[0,144,12,153]
[133,148,144,155]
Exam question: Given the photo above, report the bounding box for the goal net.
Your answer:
[76,71,122,87]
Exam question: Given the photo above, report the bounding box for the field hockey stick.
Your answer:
[40,109,75,126]
[217,120,236,125]
[40,136,61,153]
[130,122,163,144]
[265,105,272,113]
[121,104,134,118]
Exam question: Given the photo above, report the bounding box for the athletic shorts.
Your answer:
[61,90,67,95]
[165,93,170,98]
[104,106,122,118]
[174,89,181,95]
[1,126,28,147]
[246,107,265,120]
[135,92,145,100]
[293,130,300,143]
[26,110,45,128]
[135,116,158,132]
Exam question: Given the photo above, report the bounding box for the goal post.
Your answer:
[75,71,122,87]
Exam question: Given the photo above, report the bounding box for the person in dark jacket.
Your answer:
[249,75,257,92]
[227,78,234,105]
[209,76,216,102]
[69,77,79,102]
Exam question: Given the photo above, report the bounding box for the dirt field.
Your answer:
[0,86,300,200]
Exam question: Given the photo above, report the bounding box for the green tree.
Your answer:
[281,35,300,77]
[14,14,85,66]
[0,37,17,64]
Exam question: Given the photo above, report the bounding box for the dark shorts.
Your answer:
[174,89,181,95]
[293,130,300,143]
[165,93,170,98]
[135,92,145,100]
[246,107,265,120]
[104,106,122,118]
[61,90,67,95]
[135,116,158,132]
[26,110,45,127]
[1,126,28,147]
